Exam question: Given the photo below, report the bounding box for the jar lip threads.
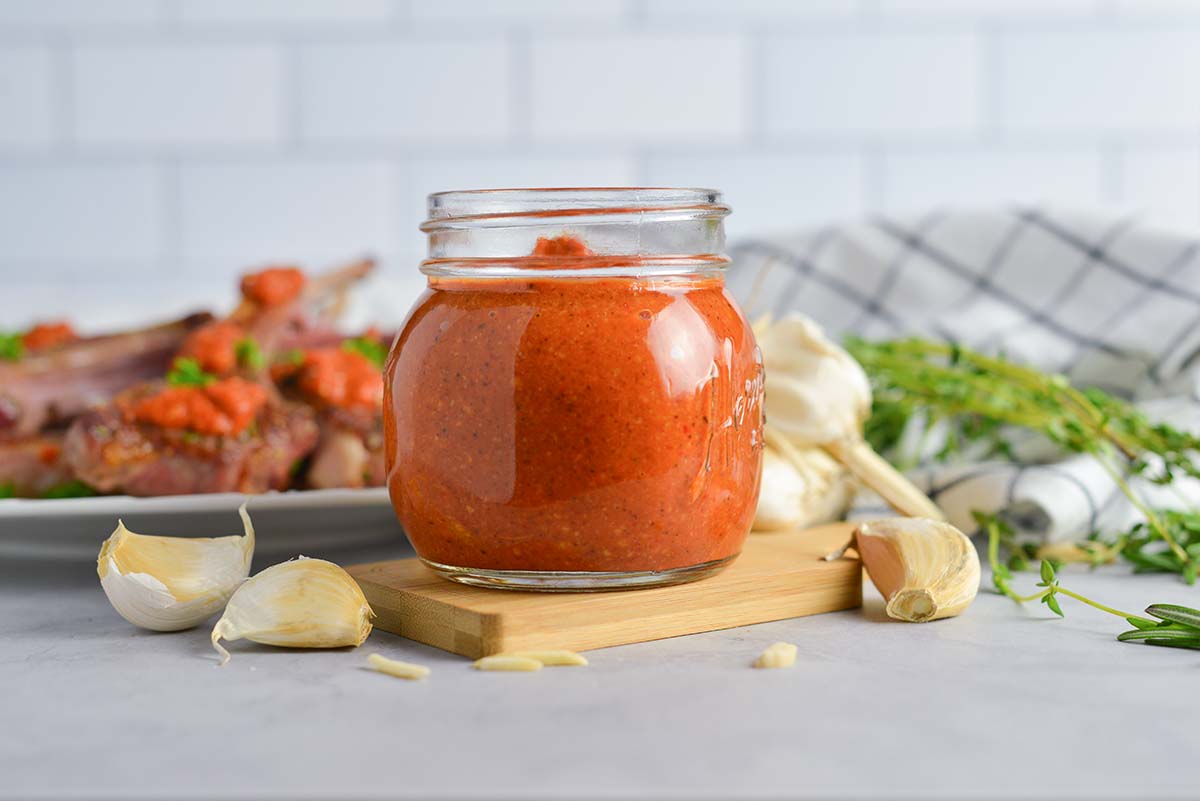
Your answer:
[420,187,731,272]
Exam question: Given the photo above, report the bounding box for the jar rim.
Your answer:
[422,187,729,231]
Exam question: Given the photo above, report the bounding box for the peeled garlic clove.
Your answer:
[97,503,255,632]
[211,557,373,665]
[852,518,980,623]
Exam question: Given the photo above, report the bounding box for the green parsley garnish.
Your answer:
[282,348,306,366]
[166,357,216,387]
[41,480,96,499]
[235,337,265,370]
[342,336,388,369]
[0,332,24,362]
[0,483,15,499]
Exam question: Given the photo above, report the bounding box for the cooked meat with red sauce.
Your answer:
[0,312,214,440]
[0,434,76,497]
[273,341,387,489]
[3,256,380,499]
[64,381,317,497]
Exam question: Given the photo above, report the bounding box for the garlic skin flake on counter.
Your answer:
[97,503,255,632]
[211,557,374,665]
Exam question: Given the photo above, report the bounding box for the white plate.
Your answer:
[0,488,404,561]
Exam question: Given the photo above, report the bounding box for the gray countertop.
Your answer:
[3,536,1199,801]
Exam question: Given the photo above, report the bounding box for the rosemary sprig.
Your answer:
[849,337,1199,570]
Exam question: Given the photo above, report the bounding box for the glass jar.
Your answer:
[384,188,764,590]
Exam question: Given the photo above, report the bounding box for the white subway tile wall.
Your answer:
[0,0,1199,318]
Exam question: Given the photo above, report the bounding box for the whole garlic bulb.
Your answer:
[97,504,254,632]
[756,315,872,446]
[211,557,374,665]
[756,314,944,521]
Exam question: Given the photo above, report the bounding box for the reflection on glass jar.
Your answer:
[385,188,763,590]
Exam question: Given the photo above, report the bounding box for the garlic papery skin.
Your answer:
[97,503,255,632]
[211,557,373,665]
[852,518,980,623]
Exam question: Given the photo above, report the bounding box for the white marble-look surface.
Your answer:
[3,535,1199,801]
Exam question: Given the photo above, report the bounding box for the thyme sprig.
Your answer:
[979,511,1200,650]
[849,337,1200,570]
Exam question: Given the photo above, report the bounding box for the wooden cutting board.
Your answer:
[347,522,861,659]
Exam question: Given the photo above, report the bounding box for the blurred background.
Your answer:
[2,0,1200,325]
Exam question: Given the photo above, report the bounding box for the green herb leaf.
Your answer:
[1038,560,1057,587]
[0,331,24,362]
[342,336,388,369]
[235,337,264,370]
[1145,604,1200,630]
[1042,592,1064,617]
[0,483,15,499]
[167,357,216,387]
[1117,626,1200,643]
[41,480,95,499]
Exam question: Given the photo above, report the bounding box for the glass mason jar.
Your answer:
[384,188,764,590]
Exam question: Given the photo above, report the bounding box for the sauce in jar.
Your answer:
[385,189,763,590]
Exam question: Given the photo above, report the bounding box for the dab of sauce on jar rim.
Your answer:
[385,235,764,574]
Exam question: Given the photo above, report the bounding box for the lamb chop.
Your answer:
[271,334,388,490]
[176,259,375,378]
[60,259,376,497]
[63,378,319,497]
[0,313,214,440]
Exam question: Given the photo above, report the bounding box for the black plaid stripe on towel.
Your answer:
[728,208,1200,543]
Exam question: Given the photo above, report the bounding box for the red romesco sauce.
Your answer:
[23,321,78,351]
[127,378,268,436]
[178,321,244,375]
[241,267,307,307]
[275,348,384,411]
[385,238,764,573]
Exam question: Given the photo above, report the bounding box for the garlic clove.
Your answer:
[852,517,980,623]
[211,557,373,665]
[97,503,255,632]
[753,443,854,532]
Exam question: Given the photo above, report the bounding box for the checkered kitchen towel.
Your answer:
[727,208,1200,542]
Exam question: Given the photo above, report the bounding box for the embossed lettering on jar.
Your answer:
[385,188,764,590]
